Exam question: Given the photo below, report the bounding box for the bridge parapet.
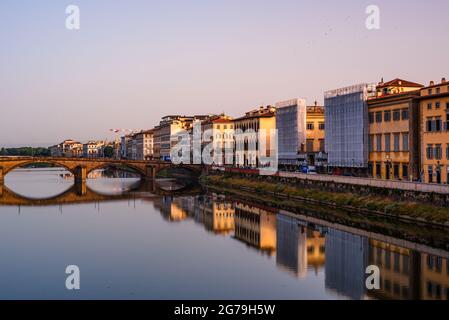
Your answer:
[0,157,203,185]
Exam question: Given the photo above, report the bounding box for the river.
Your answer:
[0,168,448,300]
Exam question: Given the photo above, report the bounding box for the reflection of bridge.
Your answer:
[0,179,200,207]
[0,157,202,184]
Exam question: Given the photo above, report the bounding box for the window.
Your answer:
[394,133,400,152]
[436,102,441,109]
[436,117,442,131]
[224,125,227,129]
[369,135,374,152]
[384,110,391,122]
[402,164,408,179]
[427,103,432,110]
[394,164,400,179]
[376,134,382,151]
[436,88,441,94]
[393,109,401,121]
[376,163,381,178]
[446,144,449,160]
[385,134,391,152]
[306,139,314,152]
[435,144,442,160]
[426,118,433,132]
[216,125,220,129]
[307,122,314,130]
[319,122,325,130]
[446,102,449,110]
[402,133,409,151]
[401,109,409,120]
[428,89,433,95]
[427,145,434,160]
[369,112,375,124]
[376,111,382,123]
[319,139,325,152]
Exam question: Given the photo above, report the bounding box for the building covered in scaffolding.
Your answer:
[275,98,307,169]
[324,83,376,176]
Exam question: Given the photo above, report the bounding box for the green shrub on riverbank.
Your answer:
[203,175,449,224]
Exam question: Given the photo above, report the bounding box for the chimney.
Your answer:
[442,77,447,83]
[430,80,435,86]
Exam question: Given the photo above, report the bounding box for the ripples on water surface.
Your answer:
[0,168,448,300]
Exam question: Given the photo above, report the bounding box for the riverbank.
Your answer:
[202,174,449,228]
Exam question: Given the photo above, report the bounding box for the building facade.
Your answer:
[83,141,105,158]
[367,79,423,181]
[324,83,376,176]
[135,130,154,160]
[201,114,234,166]
[50,140,83,158]
[304,103,327,171]
[233,106,276,168]
[419,78,449,183]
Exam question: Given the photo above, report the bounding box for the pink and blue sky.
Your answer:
[1,0,448,146]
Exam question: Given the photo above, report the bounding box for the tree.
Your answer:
[103,146,114,158]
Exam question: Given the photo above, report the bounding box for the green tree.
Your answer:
[103,146,114,158]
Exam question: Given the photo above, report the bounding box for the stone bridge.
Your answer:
[0,156,202,184]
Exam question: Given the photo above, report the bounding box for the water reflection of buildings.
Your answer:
[276,214,326,278]
[197,197,235,235]
[233,202,277,256]
[151,195,449,300]
[153,196,189,222]
[325,229,369,300]
[368,240,449,300]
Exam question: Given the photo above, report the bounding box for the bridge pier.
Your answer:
[75,181,87,196]
[74,166,87,184]
[144,166,156,181]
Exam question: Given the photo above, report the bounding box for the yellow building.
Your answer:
[233,106,276,168]
[234,202,276,255]
[367,240,418,300]
[198,199,235,235]
[418,78,449,184]
[304,103,326,168]
[367,79,423,181]
[201,114,234,166]
[306,229,326,273]
[420,253,449,300]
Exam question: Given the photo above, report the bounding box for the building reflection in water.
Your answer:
[368,240,449,300]
[325,229,369,299]
[152,194,449,300]
[197,196,235,235]
[276,213,326,278]
[233,202,277,256]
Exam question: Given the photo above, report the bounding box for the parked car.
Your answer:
[301,165,317,174]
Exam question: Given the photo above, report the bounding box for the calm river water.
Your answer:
[0,168,448,300]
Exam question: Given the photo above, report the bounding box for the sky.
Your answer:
[1,0,448,147]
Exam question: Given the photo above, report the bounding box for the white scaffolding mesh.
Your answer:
[324,83,376,168]
[275,98,307,165]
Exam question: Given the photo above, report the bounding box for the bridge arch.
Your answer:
[2,159,76,176]
[86,163,147,178]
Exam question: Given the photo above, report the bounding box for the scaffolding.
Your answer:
[275,98,307,166]
[324,83,376,168]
